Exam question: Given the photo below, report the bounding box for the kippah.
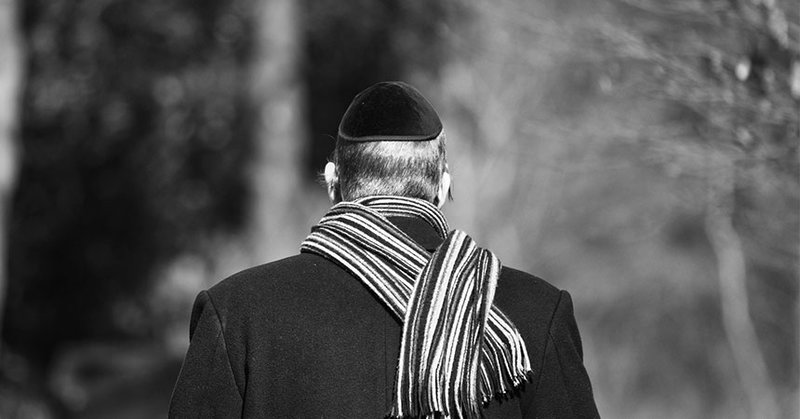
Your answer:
[338,81,443,142]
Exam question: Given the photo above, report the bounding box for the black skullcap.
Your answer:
[338,81,443,142]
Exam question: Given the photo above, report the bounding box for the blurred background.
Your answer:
[0,0,797,417]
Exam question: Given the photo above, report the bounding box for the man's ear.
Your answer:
[436,170,451,209]
[324,161,338,202]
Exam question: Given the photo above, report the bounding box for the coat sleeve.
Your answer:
[169,291,244,419]
[527,290,600,419]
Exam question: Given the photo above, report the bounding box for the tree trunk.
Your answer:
[704,158,778,419]
[0,0,23,354]
[245,0,305,264]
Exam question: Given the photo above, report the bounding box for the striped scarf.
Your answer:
[300,196,532,418]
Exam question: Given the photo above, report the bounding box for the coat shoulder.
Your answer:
[202,252,392,331]
[206,253,343,304]
[496,266,562,310]
[201,253,368,332]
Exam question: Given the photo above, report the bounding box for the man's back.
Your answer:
[169,217,598,418]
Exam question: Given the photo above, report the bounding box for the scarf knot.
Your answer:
[301,196,532,418]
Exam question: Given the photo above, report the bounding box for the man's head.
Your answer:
[324,82,451,207]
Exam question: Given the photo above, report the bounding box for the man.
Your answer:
[169,81,599,418]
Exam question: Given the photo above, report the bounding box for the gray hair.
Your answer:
[331,131,448,203]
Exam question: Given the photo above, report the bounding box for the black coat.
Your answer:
[169,216,599,418]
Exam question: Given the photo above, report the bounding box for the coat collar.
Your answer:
[387,216,445,252]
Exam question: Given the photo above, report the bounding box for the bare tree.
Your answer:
[705,153,779,419]
[590,1,798,417]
